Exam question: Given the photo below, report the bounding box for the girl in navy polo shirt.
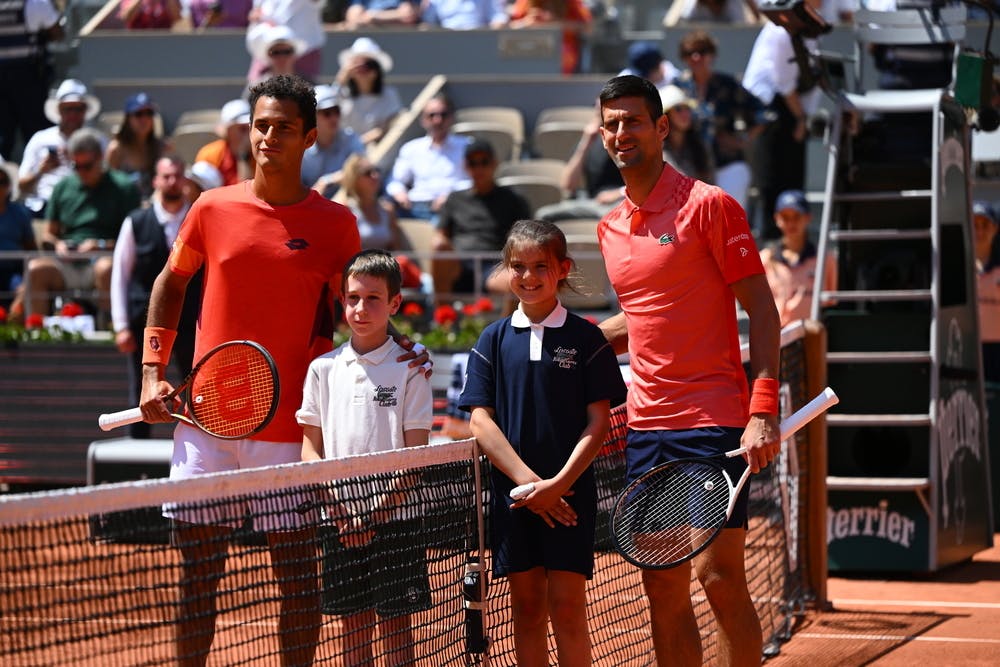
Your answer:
[459,219,626,666]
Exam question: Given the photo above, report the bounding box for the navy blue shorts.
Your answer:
[625,427,751,530]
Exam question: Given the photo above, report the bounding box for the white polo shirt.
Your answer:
[296,336,434,459]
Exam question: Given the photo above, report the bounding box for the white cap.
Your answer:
[219,99,251,126]
[314,84,340,111]
[187,161,223,191]
[659,85,696,113]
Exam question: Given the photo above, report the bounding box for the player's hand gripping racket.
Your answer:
[610,387,838,569]
[98,340,280,439]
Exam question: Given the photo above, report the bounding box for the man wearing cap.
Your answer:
[193,98,251,186]
[385,92,470,223]
[432,139,531,302]
[15,127,141,320]
[18,79,106,217]
[110,155,200,439]
[618,41,680,91]
[759,189,836,327]
[0,0,64,161]
[301,84,364,197]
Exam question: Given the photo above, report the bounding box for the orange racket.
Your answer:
[98,340,279,439]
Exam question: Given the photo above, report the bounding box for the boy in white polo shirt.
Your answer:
[298,248,433,667]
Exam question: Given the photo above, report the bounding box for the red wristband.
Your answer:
[142,327,177,366]
[749,378,779,416]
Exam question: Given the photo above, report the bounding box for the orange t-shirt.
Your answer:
[598,165,764,431]
[169,181,360,442]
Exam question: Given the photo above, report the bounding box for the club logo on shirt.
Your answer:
[658,233,675,245]
[373,384,398,407]
[148,336,160,351]
[553,347,578,370]
[286,238,309,251]
[740,247,750,258]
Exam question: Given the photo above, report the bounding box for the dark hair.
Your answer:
[425,92,455,115]
[678,30,718,60]
[500,219,575,292]
[347,59,384,97]
[599,75,663,122]
[342,248,402,297]
[248,74,317,133]
[115,109,164,184]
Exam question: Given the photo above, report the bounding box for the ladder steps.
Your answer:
[827,414,932,426]
[827,476,931,492]
[830,229,931,241]
[827,351,932,363]
[821,289,932,302]
[832,190,933,203]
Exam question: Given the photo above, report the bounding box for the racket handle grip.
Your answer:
[510,483,535,500]
[98,407,144,431]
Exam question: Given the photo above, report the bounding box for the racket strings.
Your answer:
[190,345,276,438]
[613,461,731,566]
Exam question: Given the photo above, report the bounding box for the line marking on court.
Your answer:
[831,597,1000,610]
[798,632,1000,645]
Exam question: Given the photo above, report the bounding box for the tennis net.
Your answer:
[0,323,824,666]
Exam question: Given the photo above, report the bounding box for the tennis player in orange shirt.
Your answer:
[138,75,429,667]
[595,74,782,667]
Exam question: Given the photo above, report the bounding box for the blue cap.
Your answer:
[124,92,156,115]
[973,200,996,223]
[775,189,809,215]
[628,42,664,75]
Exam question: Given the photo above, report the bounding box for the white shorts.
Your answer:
[163,422,312,532]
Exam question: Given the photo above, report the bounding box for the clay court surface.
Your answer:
[768,533,1000,666]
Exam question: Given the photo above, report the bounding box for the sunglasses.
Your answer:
[73,159,98,172]
[424,111,450,120]
[269,47,295,57]
[466,159,492,168]
[361,167,381,177]
[318,107,340,117]
[682,47,713,59]
[132,109,155,118]
[60,105,88,114]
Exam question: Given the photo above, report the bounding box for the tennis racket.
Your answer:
[610,386,839,570]
[98,340,280,439]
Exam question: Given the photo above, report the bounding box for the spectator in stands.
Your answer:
[184,160,224,202]
[246,0,325,83]
[119,0,181,28]
[742,1,823,240]
[110,156,201,439]
[334,37,403,147]
[973,200,1000,382]
[536,100,625,222]
[0,168,36,308]
[245,23,307,91]
[301,84,365,197]
[14,128,141,320]
[0,0,63,161]
[193,99,252,186]
[508,0,593,75]
[662,0,759,26]
[431,139,531,301]
[673,29,763,212]
[182,0,253,28]
[339,154,402,251]
[343,0,419,27]
[19,79,105,218]
[759,189,836,327]
[660,84,714,183]
[105,93,170,200]
[420,0,509,29]
[385,93,470,223]
[618,41,679,91]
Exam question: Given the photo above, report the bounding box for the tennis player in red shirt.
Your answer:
[138,75,427,666]
[596,74,782,667]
